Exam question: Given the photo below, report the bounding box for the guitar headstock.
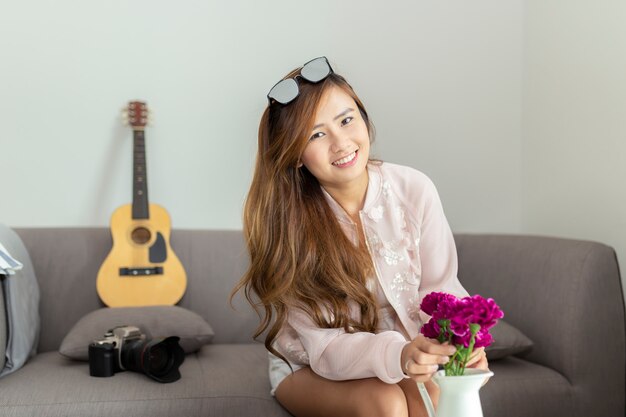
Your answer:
[122,101,150,130]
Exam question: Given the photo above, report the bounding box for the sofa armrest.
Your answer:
[454,234,625,410]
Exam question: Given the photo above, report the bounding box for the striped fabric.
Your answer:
[0,241,23,276]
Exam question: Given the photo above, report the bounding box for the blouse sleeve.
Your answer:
[416,175,469,302]
[280,307,410,383]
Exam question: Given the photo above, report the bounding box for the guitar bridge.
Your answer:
[119,267,163,276]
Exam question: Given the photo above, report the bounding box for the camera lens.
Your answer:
[120,336,185,383]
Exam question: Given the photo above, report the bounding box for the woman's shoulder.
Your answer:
[376,161,440,209]
[378,161,436,189]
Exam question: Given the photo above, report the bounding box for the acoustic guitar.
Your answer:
[96,101,187,307]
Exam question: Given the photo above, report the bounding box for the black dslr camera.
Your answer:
[88,325,185,383]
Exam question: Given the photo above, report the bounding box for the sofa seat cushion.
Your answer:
[0,343,291,417]
[482,356,575,417]
[0,342,578,417]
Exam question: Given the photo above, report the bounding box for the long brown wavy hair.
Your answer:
[233,65,379,365]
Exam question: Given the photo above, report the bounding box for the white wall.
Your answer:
[1,0,524,234]
[523,1,626,281]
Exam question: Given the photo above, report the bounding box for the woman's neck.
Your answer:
[322,170,369,221]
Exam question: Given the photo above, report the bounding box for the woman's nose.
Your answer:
[329,130,351,153]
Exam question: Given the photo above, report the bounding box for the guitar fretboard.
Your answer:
[132,130,149,219]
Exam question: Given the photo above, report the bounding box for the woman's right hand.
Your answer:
[400,335,456,382]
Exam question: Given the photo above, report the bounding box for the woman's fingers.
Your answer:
[405,360,439,376]
[414,335,456,357]
[402,335,496,381]
[467,348,485,365]
[466,350,488,369]
[412,336,454,361]
[411,350,450,366]
[402,336,455,380]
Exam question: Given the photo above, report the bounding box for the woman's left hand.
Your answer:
[465,347,490,386]
[466,347,489,371]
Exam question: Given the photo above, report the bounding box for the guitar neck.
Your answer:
[132,129,150,219]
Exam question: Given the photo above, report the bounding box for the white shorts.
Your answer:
[268,352,305,396]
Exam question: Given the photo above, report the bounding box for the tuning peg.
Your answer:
[146,110,154,126]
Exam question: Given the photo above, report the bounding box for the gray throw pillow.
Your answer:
[59,306,214,360]
[485,319,533,360]
[0,224,40,377]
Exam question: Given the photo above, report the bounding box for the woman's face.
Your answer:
[300,85,370,193]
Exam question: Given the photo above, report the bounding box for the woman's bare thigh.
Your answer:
[397,378,440,417]
[274,367,409,417]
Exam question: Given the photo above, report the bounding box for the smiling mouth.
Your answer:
[332,150,358,166]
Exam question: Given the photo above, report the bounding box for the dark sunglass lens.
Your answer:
[268,78,299,104]
[300,57,331,83]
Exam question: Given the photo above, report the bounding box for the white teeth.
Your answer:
[332,151,357,166]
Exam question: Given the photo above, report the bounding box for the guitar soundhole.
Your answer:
[131,227,151,244]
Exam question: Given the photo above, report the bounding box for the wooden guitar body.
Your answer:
[97,203,187,307]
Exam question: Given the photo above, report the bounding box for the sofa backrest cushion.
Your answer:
[15,228,260,351]
[454,233,624,384]
[0,224,40,377]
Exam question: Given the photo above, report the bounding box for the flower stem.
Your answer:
[445,347,464,376]
[459,324,480,375]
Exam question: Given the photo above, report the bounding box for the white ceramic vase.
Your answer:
[418,368,493,417]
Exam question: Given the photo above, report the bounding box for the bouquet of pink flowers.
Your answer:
[420,292,504,376]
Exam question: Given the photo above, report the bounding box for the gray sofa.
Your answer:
[0,228,624,417]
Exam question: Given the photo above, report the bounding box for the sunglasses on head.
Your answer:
[267,56,334,105]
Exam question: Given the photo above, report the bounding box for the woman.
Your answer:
[234,57,488,417]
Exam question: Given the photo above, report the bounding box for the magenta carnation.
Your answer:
[418,292,504,375]
[459,295,504,330]
[420,292,459,316]
[421,319,441,339]
[473,328,494,348]
[448,317,471,338]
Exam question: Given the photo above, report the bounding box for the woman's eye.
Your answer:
[341,116,354,126]
[309,132,325,141]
